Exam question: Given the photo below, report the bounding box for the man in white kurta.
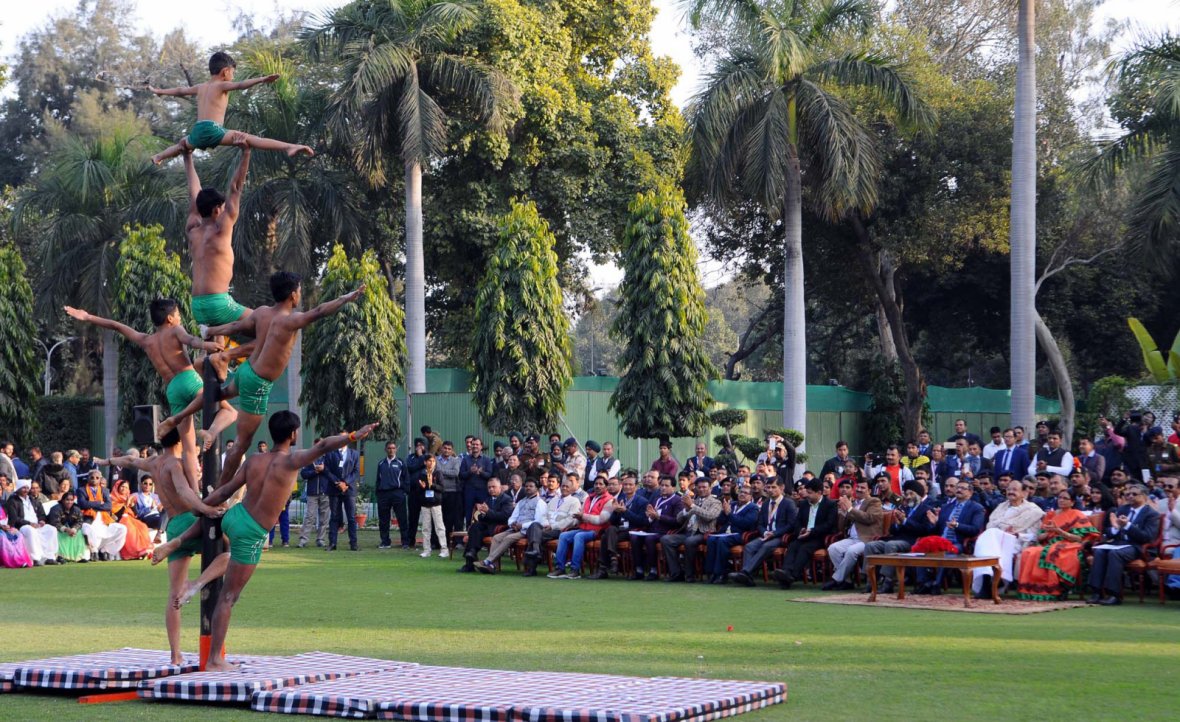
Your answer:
[971,482,1044,594]
[10,479,59,564]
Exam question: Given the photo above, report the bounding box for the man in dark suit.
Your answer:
[298,442,332,548]
[629,476,684,580]
[1087,483,1161,605]
[990,429,1030,481]
[861,481,938,593]
[376,441,411,549]
[458,477,515,572]
[915,478,986,593]
[459,438,495,525]
[326,438,360,551]
[727,478,797,587]
[773,478,838,589]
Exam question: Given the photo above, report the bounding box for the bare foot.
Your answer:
[152,538,180,565]
[172,580,202,609]
[196,429,215,453]
[288,145,314,158]
[157,416,178,439]
[171,654,185,666]
[204,352,230,382]
[203,658,239,673]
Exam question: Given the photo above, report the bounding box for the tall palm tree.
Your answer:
[1009,0,1037,433]
[304,0,517,394]
[683,0,929,449]
[13,127,184,454]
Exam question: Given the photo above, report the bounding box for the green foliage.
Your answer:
[1127,317,1179,382]
[709,408,747,432]
[34,396,99,453]
[610,183,716,439]
[762,427,805,449]
[863,359,906,451]
[0,244,42,444]
[728,434,764,463]
[112,224,193,431]
[302,246,407,438]
[471,200,572,435]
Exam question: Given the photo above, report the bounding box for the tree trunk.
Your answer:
[782,157,807,454]
[1034,311,1075,442]
[876,302,898,362]
[102,330,118,456]
[404,160,426,394]
[1009,0,1037,431]
[850,221,927,441]
[288,329,302,447]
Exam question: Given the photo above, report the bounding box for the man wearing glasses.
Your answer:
[970,480,1044,597]
[1088,484,1161,605]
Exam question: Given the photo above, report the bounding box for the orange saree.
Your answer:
[1015,509,1099,601]
[112,491,153,560]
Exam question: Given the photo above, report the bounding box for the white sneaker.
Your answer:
[438,549,450,558]
[419,550,431,558]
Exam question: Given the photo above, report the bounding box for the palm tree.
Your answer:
[13,127,184,454]
[304,0,517,394]
[1009,0,1037,433]
[683,0,929,450]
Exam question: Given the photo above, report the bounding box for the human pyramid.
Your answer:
[65,51,377,672]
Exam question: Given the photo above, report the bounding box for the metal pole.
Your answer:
[198,358,224,670]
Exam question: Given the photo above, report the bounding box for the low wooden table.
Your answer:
[866,554,1001,608]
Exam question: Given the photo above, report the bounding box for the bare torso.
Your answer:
[141,326,195,383]
[246,305,299,380]
[240,452,299,531]
[150,454,200,515]
[195,81,232,125]
[187,217,234,296]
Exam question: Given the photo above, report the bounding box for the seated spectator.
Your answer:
[823,478,883,591]
[28,481,51,508]
[871,472,901,508]
[110,478,152,560]
[726,478,797,587]
[862,481,938,594]
[629,476,683,581]
[913,467,939,501]
[549,476,614,579]
[661,477,722,583]
[590,473,645,579]
[458,477,515,573]
[976,473,1005,512]
[676,471,694,496]
[131,477,164,530]
[0,502,34,568]
[1153,476,1179,550]
[773,478,838,589]
[479,477,548,576]
[4,478,59,565]
[1013,491,1100,600]
[915,479,986,594]
[704,486,760,584]
[1083,482,1117,513]
[38,452,70,498]
[48,491,87,562]
[540,476,582,546]
[834,478,853,502]
[971,481,1045,597]
[1087,483,1161,605]
[682,442,715,479]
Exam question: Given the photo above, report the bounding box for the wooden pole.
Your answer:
[198,358,224,670]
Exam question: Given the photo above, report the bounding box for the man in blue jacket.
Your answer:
[376,441,410,549]
[727,478,797,587]
[298,440,334,548]
[705,485,760,583]
[326,438,360,551]
[861,481,938,594]
[1088,484,1161,605]
[459,438,495,528]
[915,479,986,594]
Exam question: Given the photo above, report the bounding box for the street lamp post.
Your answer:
[36,337,77,395]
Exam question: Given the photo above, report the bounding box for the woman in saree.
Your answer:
[0,504,33,568]
[1015,490,1100,600]
[110,478,153,560]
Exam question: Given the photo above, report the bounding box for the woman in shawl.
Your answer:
[1015,490,1100,600]
[110,478,153,560]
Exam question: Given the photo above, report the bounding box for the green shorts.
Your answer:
[165,511,202,563]
[221,503,268,566]
[187,120,227,150]
[192,293,248,327]
[230,359,274,416]
[166,368,203,416]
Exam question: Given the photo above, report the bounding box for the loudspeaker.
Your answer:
[132,404,161,446]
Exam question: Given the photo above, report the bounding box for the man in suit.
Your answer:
[590,472,646,578]
[704,485,760,583]
[946,419,983,447]
[376,441,411,549]
[458,477,515,572]
[1088,483,1161,605]
[629,476,684,580]
[327,437,360,551]
[727,478,797,587]
[990,429,1030,480]
[823,478,883,590]
[773,478,838,589]
[459,438,495,525]
[915,479,986,593]
[682,442,716,480]
[862,481,939,594]
[298,442,332,548]
[1077,437,1106,487]
[661,476,723,582]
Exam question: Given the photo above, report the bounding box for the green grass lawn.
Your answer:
[1,528,1177,721]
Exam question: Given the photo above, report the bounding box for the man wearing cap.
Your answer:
[460,437,495,525]
[4,478,60,565]
[650,440,680,478]
[861,481,938,594]
[553,438,587,491]
[518,435,546,480]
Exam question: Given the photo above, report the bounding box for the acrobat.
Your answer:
[64,299,238,481]
[150,51,313,165]
[94,426,225,664]
[157,413,376,671]
[159,272,364,489]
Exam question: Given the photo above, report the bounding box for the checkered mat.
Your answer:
[139,652,415,703]
[250,665,786,721]
[3,648,199,692]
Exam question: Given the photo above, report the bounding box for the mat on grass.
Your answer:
[139,652,414,703]
[788,593,1086,614]
[251,664,786,722]
[4,648,199,691]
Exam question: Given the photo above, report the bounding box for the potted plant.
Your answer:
[355,483,370,528]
